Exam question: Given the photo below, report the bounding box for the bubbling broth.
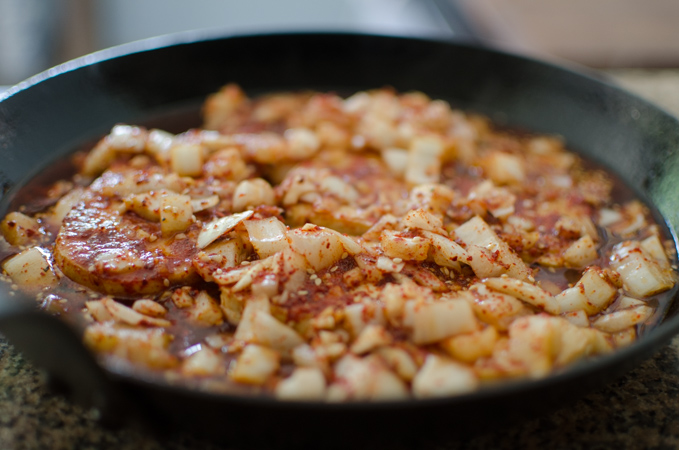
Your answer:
[0,85,676,400]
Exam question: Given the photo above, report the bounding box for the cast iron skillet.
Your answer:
[1,32,679,448]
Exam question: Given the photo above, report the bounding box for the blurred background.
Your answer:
[1,0,679,108]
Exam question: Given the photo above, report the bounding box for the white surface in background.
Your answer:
[0,0,60,84]
[93,0,451,48]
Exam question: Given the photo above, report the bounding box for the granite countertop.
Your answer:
[1,70,679,450]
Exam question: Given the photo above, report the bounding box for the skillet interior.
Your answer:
[1,32,679,447]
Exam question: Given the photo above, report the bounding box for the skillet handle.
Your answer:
[0,298,133,427]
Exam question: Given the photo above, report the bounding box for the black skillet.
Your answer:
[1,32,679,448]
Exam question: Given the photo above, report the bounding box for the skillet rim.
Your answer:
[1,29,679,413]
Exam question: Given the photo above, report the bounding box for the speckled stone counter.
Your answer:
[1,70,678,450]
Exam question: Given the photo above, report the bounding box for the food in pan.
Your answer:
[1,85,676,401]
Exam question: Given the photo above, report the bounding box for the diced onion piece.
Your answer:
[406,135,444,185]
[284,128,320,159]
[506,315,609,377]
[244,217,289,258]
[421,230,468,270]
[375,347,418,381]
[146,129,175,161]
[439,327,497,363]
[562,310,589,327]
[454,216,531,280]
[468,180,516,219]
[380,230,430,261]
[196,239,245,278]
[505,315,557,377]
[381,285,407,326]
[272,248,308,294]
[170,143,204,177]
[160,194,193,235]
[405,299,477,345]
[342,91,371,114]
[409,183,456,215]
[203,84,248,130]
[482,151,525,185]
[251,273,279,298]
[483,277,559,314]
[198,130,238,151]
[528,136,563,155]
[230,344,280,385]
[553,267,620,315]
[291,344,323,368]
[1,212,41,246]
[616,210,646,235]
[322,228,364,255]
[190,195,219,213]
[554,321,611,366]
[235,294,289,344]
[124,190,172,222]
[233,132,287,164]
[593,304,654,333]
[469,283,527,331]
[81,125,147,175]
[132,299,167,318]
[350,324,392,354]
[376,256,405,273]
[552,285,586,314]
[612,328,637,347]
[189,291,224,326]
[107,125,147,152]
[197,210,254,249]
[611,241,674,297]
[402,208,443,232]
[359,115,397,150]
[329,354,408,401]
[315,122,349,148]
[563,235,598,268]
[549,175,573,189]
[464,246,506,278]
[598,208,622,227]
[282,175,317,206]
[102,298,171,328]
[382,147,409,176]
[320,176,359,203]
[408,266,447,291]
[232,178,275,212]
[83,322,176,369]
[204,147,250,181]
[572,268,618,314]
[220,289,243,325]
[362,215,398,242]
[82,141,116,176]
[98,171,183,198]
[50,187,84,225]
[343,302,385,337]
[618,295,645,309]
[412,355,478,398]
[640,235,670,264]
[3,247,58,291]
[85,300,114,322]
[172,287,195,309]
[232,258,272,292]
[249,310,305,352]
[288,225,344,271]
[182,347,224,376]
[276,367,327,400]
